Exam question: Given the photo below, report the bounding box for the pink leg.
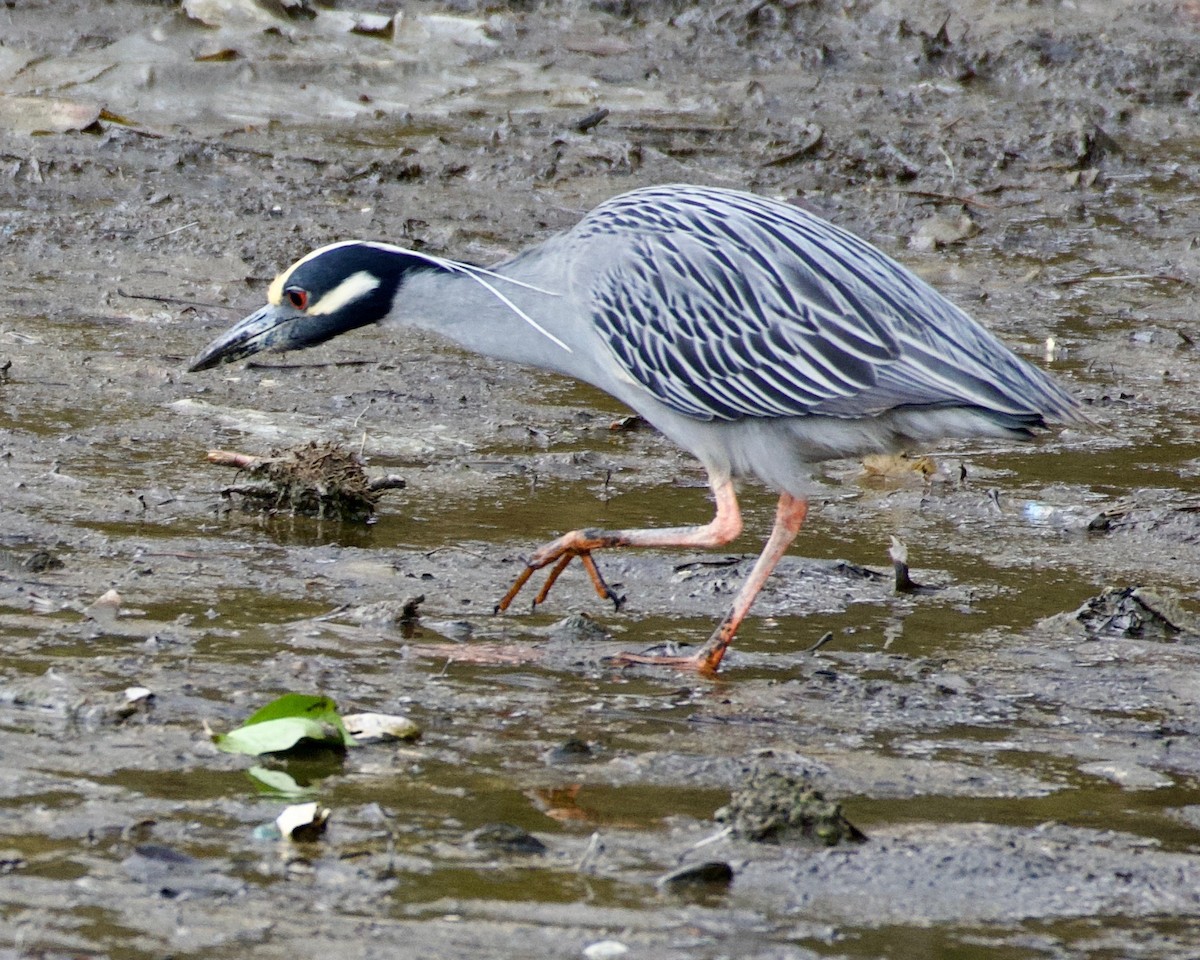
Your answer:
[611,492,810,674]
[495,477,743,613]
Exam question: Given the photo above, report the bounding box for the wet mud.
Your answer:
[4,1,1200,957]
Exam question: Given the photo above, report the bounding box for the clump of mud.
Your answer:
[1057,586,1200,642]
[715,769,866,846]
[207,442,405,522]
[467,823,547,856]
[0,548,63,573]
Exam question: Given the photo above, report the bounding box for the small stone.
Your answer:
[342,712,421,742]
[545,737,594,765]
[655,860,734,893]
[467,823,546,855]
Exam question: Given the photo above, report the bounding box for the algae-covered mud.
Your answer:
[4,1,1200,957]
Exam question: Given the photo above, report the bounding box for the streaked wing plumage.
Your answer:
[574,185,1078,425]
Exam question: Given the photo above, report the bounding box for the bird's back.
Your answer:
[542,185,1082,435]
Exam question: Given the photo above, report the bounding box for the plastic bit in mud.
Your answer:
[110,686,155,723]
[582,941,628,960]
[275,802,330,843]
[83,588,123,628]
[205,441,405,521]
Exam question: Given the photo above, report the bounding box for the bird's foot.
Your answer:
[606,629,731,676]
[605,645,723,676]
[494,531,626,614]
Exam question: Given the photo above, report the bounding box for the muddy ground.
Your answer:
[4,1,1200,957]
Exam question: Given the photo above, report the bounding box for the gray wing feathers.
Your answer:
[578,186,1080,426]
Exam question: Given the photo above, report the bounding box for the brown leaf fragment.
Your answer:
[195,49,241,63]
[564,36,632,56]
[0,95,102,135]
[860,452,938,481]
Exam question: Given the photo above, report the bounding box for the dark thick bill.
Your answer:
[187,305,286,372]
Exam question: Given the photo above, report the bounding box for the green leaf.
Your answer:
[214,693,357,755]
[246,765,316,798]
[214,716,325,755]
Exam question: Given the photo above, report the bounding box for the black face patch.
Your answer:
[282,244,409,326]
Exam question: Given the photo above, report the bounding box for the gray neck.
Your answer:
[392,260,589,380]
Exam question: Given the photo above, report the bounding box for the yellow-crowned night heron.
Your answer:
[189,184,1086,673]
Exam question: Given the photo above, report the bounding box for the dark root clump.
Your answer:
[208,441,405,522]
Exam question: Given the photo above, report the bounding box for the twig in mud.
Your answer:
[245,359,374,370]
[422,544,487,561]
[803,631,835,653]
[938,145,956,179]
[677,826,734,860]
[900,188,998,210]
[145,220,199,242]
[759,124,824,168]
[208,449,263,470]
[577,832,605,874]
[221,481,287,498]
[1052,272,1191,287]
[304,604,353,623]
[673,556,742,572]
[117,288,239,311]
[889,536,941,595]
[573,107,609,133]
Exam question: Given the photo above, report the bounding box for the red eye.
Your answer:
[286,288,309,310]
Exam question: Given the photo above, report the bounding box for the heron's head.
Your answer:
[188,241,421,372]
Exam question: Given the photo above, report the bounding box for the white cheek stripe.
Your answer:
[307,270,382,316]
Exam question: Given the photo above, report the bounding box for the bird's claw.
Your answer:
[604,645,720,675]
[494,540,623,614]
[605,625,732,675]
